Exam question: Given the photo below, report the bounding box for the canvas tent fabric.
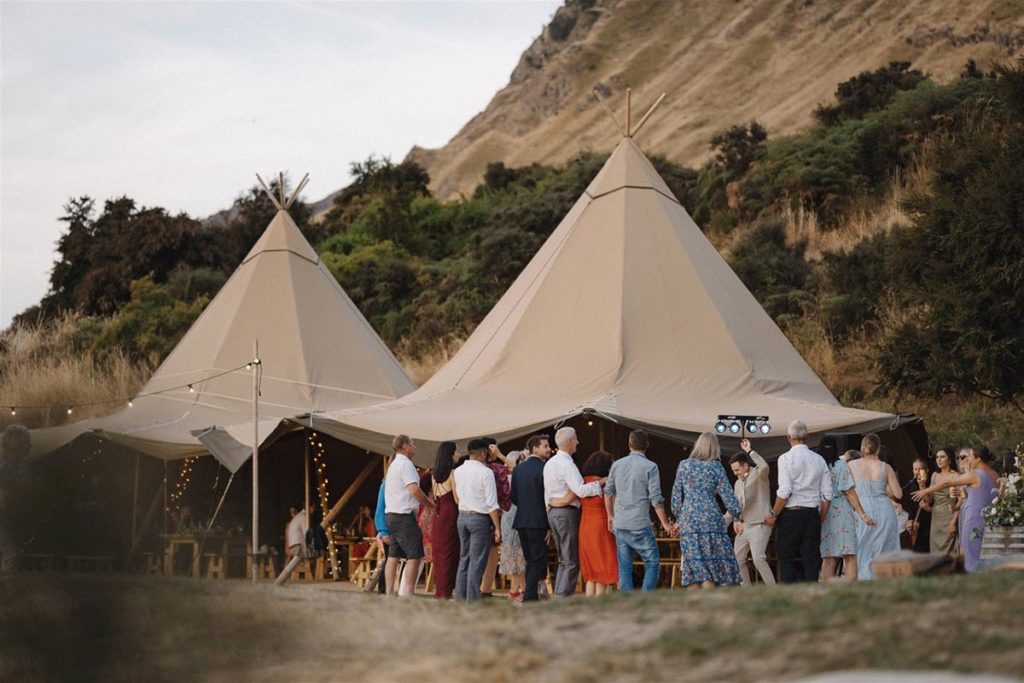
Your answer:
[28,208,415,470]
[310,138,915,463]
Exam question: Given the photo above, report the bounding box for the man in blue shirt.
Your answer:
[605,430,677,591]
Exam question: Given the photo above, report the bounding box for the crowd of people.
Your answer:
[363,419,1004,603]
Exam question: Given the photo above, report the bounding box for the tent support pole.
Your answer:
[125,480,164,570]
[304,430,310,521]
[322,456,379,529]
[197,472,236,563]
[251,338,260,584]
[131,452,140,549]
[599,421,606,451]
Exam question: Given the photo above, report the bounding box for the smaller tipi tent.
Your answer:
[29,180,415,471]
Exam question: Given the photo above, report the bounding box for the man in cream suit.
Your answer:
[729,438,776,586]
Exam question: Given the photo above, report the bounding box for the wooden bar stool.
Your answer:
[142,552,163,576]
[204,554,226,580]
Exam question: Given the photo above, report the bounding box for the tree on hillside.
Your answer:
[710,122,767,177]
[874,70,1024,414]
[814,61,927,126]
[38,197,217,318]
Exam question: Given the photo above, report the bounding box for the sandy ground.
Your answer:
[1,571,1022,682]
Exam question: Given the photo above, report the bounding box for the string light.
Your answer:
[4,361,252,417]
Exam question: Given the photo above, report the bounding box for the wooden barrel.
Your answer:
[980,525,1024,559]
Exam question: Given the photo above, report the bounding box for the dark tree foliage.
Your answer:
[727,218,811,320]
[810,233,891,343]
[40,197,218,317]
[874,68,1024,413]
[710,122,767,177]
[814,61,928,125]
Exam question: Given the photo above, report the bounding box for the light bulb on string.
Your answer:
[9,407,15,416]
[66,407,73,415]
[188,385,195,393]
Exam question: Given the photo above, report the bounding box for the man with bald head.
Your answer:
[543,426,604,597]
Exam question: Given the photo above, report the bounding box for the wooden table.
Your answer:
[332,536,375,580]
[162,533,249,578]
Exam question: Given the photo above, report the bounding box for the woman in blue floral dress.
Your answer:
[820,449,875,581]
[671,432,742,589]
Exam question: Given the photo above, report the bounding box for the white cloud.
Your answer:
[0,0,560,327]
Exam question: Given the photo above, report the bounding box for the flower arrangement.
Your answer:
[982,442,1024,527]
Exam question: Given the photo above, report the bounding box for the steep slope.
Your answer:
[407,0,1024,199]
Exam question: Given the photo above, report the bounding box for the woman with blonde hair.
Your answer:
[671,432,742,589]
[848,433,901,579]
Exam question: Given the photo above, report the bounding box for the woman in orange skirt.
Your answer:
[554,450,618,596]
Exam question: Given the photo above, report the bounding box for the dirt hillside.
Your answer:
[407,0,1024,199]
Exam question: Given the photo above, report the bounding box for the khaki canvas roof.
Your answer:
[29,208,415,470]
[310,138,910,462]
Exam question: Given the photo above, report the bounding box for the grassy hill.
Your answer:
[407,0,1024,199]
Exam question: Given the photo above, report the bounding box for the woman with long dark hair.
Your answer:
[430,441,460,598]
[928,447,960,555]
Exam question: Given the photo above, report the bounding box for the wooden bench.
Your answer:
[22,553,61,571]
[67,556,115,572]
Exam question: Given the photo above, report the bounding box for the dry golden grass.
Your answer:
[0,314,151,430]
[395,336,465,386]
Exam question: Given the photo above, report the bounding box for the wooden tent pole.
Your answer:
[592,88,627,138]
[304,430,310,522]
[131,452,140,547]
[321,456,379,529]
[124,480,164,570]
[630,92,666,139]
[626,87,632,137]
[255,174,284,211]
[251,338,260,584]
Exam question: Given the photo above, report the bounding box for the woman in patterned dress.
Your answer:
[498,451,527,599]
[820,449,875,581]
[671,432,741,589]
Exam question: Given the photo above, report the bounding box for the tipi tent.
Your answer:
[29,194,415,471]
[309,137,918,462]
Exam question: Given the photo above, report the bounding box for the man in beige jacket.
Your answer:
[729,438,776,586]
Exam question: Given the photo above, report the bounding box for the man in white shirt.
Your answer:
[543,426,603,597]
[275,503,312,585]
[729,439,776,586]
[765,420,833,583]
[383,434,435,597]
[452,439,501,602]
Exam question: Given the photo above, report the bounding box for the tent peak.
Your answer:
[592,87,666,141]
[256,172,310,211]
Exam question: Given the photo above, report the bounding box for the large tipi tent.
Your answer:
[29,192,416,471]
[310,136,919,462]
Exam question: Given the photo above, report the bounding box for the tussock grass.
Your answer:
[0,314,151,430]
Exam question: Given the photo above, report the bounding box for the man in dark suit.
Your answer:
[510,433,552,602]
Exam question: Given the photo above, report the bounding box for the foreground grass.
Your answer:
[1,571,1022,682]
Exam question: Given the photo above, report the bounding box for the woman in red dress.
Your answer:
[554,450,618,596]
[429,441,460,599]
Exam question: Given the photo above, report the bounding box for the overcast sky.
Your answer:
[0,0,561,329]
